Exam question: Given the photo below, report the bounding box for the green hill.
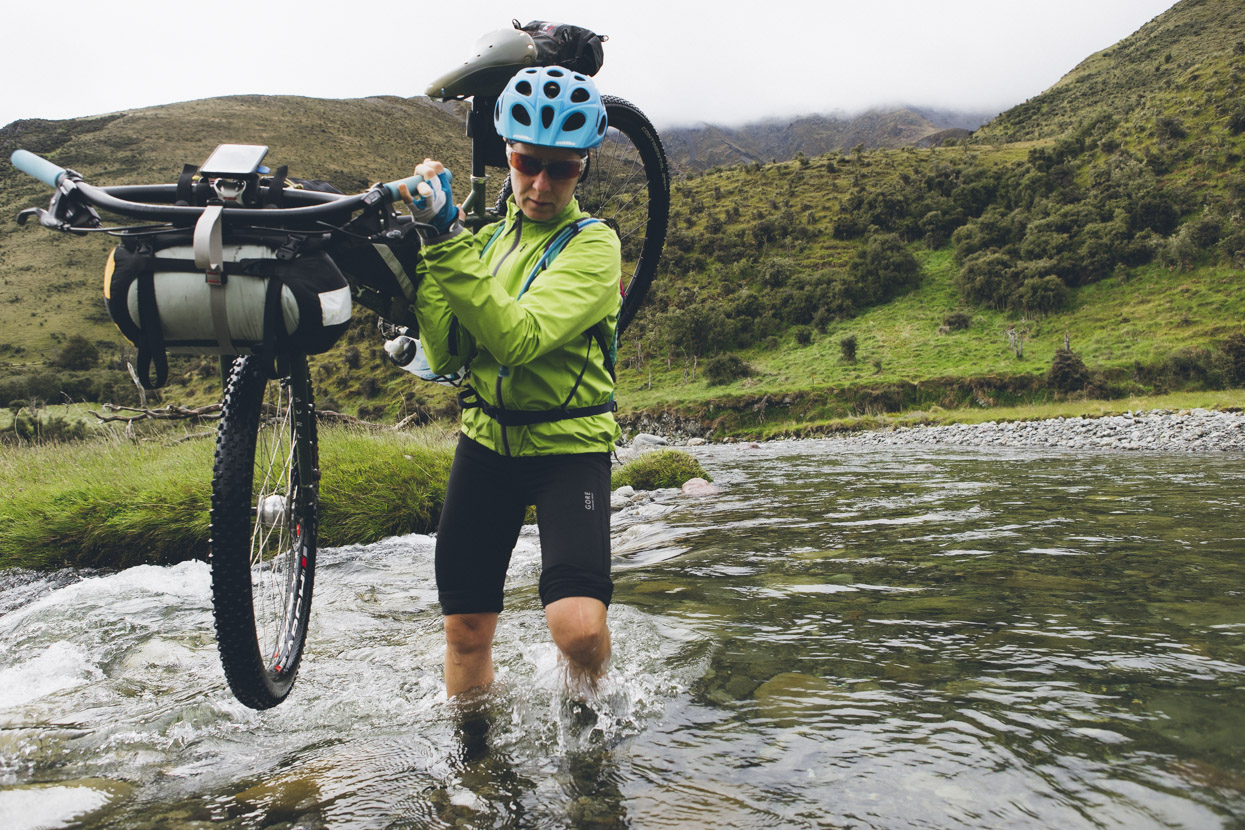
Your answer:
[2,0,1242,440]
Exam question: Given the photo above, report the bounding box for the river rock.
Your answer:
[631,432,669,450]
[610,485,636,511]
[833,408,1245,453]
[681,477,720,497]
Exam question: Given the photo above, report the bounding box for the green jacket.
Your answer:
[413,197,622,456]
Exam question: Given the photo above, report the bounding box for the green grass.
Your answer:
[616,250,1245,416]
[0,424,456,570]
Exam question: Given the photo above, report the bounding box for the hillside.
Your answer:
[662,107,995,172]
[978,0,1244,143]
[1,0,1243,440]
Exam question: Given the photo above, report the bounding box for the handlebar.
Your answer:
[10,149,426,229]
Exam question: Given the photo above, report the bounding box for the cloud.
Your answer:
[2,0,1176,130]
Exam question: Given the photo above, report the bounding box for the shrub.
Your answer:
[791,325,814,346]
[941,311,972,331]
[1015,275,1070,316]
[703,354,752,386]
[50,335,100,371]
[1163,347,1222,388]
[1047,347,1089,393]
[848,233,921,304]
[954,250,1017,309]
[611,449,710,492]
[1155,116,1187,143]
[839,334,858,363]
[1221,332,1245,386]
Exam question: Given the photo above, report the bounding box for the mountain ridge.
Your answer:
[661,106,996,172]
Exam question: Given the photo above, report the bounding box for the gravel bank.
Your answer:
[833,408,1245,453]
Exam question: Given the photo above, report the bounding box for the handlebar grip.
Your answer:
[380,173,427,203]
[11,149,69,188]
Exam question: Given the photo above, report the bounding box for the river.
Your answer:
[1,439,1243,828]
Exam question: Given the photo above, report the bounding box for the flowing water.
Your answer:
[1,440,1243,829]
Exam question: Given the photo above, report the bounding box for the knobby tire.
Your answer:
[497,96,670,336]
[210,354,319,709]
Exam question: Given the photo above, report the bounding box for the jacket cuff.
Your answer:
[422,220,468,247]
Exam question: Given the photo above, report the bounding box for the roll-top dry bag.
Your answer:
[103,229,351,389]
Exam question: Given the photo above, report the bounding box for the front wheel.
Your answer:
[210,354,319,709]
[497,96,670,336]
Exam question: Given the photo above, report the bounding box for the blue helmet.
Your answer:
[494,66,608,150]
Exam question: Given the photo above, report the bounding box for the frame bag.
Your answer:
[103,225,352,390]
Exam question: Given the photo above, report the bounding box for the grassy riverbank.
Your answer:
[0,424,457,571]
[1,390,1240,571]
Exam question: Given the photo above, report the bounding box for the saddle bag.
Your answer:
[518,20,607,75]
[103,224,352,390]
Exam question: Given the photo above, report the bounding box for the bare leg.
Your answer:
[444,612,499,697]
[545,597,611,690]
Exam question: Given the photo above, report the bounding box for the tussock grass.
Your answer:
[612,449,710,492]
[0,425,456,570]
[317,425,456,547]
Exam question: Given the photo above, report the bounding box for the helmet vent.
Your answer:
[515,80,533,96]
[563,112,586,133]
[511,104,531,127]
[570,87,590,104]
[541,106,555,129]
[547,68,565,77]
[543,81,561,100]
[597,115,608,136]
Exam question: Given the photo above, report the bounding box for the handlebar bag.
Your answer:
[519,20,606,75]
[103,231,352,389]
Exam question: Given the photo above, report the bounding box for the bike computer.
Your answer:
[200,144,269,177]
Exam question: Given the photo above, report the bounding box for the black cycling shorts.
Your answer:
[435,433,613,616]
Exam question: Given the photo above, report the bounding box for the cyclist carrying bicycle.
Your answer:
[399,66,621,698]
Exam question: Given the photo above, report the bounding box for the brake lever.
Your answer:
[39,179,102,235]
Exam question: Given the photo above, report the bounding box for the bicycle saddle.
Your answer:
[425,27,538,100]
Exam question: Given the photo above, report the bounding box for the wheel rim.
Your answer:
[249,378,311,676]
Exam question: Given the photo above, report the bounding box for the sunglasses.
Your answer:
[507,150,585,181]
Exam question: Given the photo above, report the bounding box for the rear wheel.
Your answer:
[210,354,319,709]
[496,96,669,335]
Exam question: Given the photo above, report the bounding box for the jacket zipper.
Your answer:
[491,212,524,277]
[491,212,524,456]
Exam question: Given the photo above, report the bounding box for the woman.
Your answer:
[401,66,621,698]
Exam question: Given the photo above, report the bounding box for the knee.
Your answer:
[546,598,610,665]
[444,613,497,657]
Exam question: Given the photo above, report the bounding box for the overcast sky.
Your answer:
[3,0,1176,131]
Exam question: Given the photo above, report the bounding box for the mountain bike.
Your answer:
[10,26,669,710]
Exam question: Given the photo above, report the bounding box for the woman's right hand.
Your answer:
[400,159,458,233]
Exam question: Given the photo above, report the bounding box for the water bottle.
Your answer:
[384,335,456,383]
[384,335,419,368]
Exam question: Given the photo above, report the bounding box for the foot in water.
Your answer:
[449,688,495,763]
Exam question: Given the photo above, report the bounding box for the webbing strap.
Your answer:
[135,270,167,390]
[176,164,197,206]
[208,280,236,355]
[457,386,616,426]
